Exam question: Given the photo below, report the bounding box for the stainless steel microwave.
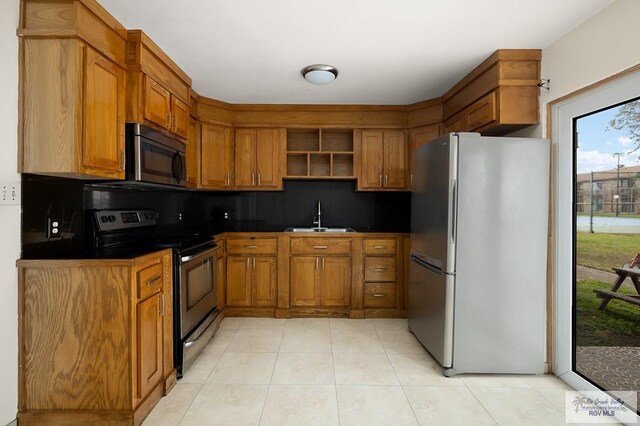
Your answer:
[125,123,186,187]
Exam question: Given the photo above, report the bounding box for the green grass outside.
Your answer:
[576,232,640,347]
[575,279,640,347]
[576,232,640,271]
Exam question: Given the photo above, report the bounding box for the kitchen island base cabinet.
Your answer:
[17,250,175,426]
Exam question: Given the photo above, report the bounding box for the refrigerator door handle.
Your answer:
[410,255,443,275]
[450,179,457,244]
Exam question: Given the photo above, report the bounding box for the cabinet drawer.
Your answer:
[364,257,396,282]
[364,283,396,308]
[363,239,397,255]
[137,263,163,300]
[290,237,351,255]
[227,238,277,254]
[465,91,496,131]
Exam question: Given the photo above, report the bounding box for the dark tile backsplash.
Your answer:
[21,176,411,258]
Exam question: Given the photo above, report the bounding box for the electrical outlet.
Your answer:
[0,181,20,206]
[223,210,230,220]
[47,217,62,239]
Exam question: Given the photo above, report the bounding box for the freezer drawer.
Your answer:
[408,257,453,368]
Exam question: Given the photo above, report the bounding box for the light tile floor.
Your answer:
[143,317,619,426]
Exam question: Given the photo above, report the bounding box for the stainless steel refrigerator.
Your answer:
[409,132,549,376]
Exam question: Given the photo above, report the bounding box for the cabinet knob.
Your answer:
[313,245,327,249]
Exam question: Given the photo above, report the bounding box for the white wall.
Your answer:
[0,0,637,422]
[0,1,20,423]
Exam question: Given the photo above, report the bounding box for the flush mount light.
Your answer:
[301,64,338,85]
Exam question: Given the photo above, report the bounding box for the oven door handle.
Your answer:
[180,246,217,264]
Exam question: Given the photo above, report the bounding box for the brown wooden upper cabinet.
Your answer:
[186,118,201,188]
[126,30,192,140]
[19,0,128,179]
[408,124,440,189]
[138,76,190,139]
[201,124,234,190]
[356,130,407,191]
[441,50,541,135]
[234,128,286,190]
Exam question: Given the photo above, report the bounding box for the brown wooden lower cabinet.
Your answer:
[290,255,350,307]
[219,232,406,318]
[17,249,175,426]
[226,255,277,307]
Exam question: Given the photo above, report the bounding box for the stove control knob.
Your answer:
[100,216,108,223]
[108,215,116,222]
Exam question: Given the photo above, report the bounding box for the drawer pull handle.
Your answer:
[373,245,386,249]
[313,245,327,249]
[146,275,162,285]
[372,294,386,297]
[242,245,258,249]
[373,268,387,272]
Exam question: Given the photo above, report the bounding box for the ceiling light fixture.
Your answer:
[301,64,338,85]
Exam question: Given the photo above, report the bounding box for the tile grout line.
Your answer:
[176,320,241,425]
[257,319,286,425]
[330,318,342,426]
[530,385,578,423]
[375,322,421,425]
[463,385,501,425]
[175,382,205,426]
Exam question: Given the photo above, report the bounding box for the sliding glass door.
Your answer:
[573,98,640,413]
[553,71,640,422]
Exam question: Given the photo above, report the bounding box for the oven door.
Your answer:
[179,246,217,339]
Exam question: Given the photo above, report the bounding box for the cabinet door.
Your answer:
[144,76,171,130]
[320,256,351,307]
[171,96,190,139]
[82,47,125,175]
[383,131,406,189]
[290,256,320,307]
[137,294,163,399]
[216,253,226,310]
[464,91,496,131]
[186,118,200,188]
[408,125,439,189]
[201,124,233,189]
[360,131,384,189]
[234,129,257,188]
[443,112,463,134]
[255,129,281,189]
[252,256,277,307]
[226,256,251,306]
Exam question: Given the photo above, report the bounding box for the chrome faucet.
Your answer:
[312,200,322,230]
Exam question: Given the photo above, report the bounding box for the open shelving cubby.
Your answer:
[286,128,354,178]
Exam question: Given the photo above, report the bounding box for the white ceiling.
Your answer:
[100,0,613,105]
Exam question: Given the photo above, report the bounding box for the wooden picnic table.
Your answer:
[593,267,640,309]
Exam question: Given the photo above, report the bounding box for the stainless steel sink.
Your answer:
[285,227,356,233]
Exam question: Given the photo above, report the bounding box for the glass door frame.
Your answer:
[552,70,640,425]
